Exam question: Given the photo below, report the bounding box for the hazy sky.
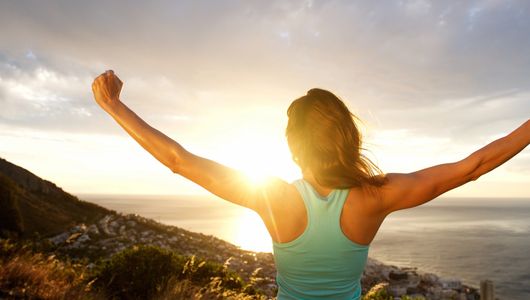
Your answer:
[1,0,529,197]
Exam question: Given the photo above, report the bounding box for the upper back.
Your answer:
[271,179,370,299]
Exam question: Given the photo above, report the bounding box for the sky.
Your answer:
[0,0,529,198]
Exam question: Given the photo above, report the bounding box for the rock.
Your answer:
[421,272,440,285]
[389,269,408,280]
[99,215,115,235]
[389,285,407,297]
[68,234,90,249]
[87,224,100,235]
[441,288,459,299]
[142,230,152,237]
[428,285,443,299]
[66,232,83,243]
[48,232,69,245]
[99,215,113,225]
[406,273,421,288]
[70,224,86,233]
[77,233,90,243]
[441,278,462,290]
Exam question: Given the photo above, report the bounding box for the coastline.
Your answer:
[43,211,482,299]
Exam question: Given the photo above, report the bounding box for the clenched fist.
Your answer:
[92,70,123,111]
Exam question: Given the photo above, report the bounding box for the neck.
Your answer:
[302,169,333,197]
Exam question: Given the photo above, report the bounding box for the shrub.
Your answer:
[92,245,185,299]
[362,282,392,300]
[92,245,260,299]
[362,282,426,300]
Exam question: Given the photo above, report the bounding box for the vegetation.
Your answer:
[0,239,104,299]
[0,175,24,237]
[0,157,109,238]
[362,282,426,300]
[91,245,263,299]
[0,240,266,299]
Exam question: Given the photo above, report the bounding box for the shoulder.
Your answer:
[253,177,301,215]
[353,181,388,216]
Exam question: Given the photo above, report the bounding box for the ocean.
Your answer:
[78,194,530,300]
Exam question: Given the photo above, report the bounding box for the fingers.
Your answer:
[94,70,122,90]
[97,69,115,78]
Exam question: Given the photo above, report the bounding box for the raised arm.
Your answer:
[377,119,530,215]
[91,70,289,212]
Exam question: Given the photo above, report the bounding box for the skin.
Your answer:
[92,70,530,246]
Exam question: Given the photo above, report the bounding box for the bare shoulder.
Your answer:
[253,177,300,215]
[339,184,389,245]
[333,182,387,220]
[355,183,387,216]
[255,180,307,243]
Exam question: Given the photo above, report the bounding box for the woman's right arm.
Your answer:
[377,119,530,215]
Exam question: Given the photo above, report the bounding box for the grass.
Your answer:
[0,239,267,300]
[0,239,105,299]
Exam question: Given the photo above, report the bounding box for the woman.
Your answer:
[91,70,529,300]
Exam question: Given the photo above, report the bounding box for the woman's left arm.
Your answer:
[91,70,289,212]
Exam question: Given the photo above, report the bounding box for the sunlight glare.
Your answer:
[215,128,300,184]
[234,209,272,253]
[242,170,270,187]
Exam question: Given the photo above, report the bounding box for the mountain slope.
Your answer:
[0,157,108,237]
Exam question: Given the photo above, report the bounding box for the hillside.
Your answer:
[0,157,108,237]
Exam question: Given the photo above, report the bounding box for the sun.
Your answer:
[211,131,300,191]
[212,128,301,252]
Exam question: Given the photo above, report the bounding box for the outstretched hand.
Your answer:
[92,70,123,111]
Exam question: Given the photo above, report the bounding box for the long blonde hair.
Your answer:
[286,88,386,189]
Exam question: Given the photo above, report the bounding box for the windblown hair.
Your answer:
[286,88,387,189]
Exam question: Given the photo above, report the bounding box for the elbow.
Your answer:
[463,154,484,182]
[169,156,183,174]
[468,172,481,182]
[169,162,181,174]
[168,152,184,174]
[465,165,482,182]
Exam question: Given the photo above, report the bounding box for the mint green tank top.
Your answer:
[272,178,370,300]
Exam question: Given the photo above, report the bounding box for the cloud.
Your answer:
[0,0,528,147]
[0,53,111,134]
[374,89,529,144]
[0,1,528,196]
[0,52,200,136]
